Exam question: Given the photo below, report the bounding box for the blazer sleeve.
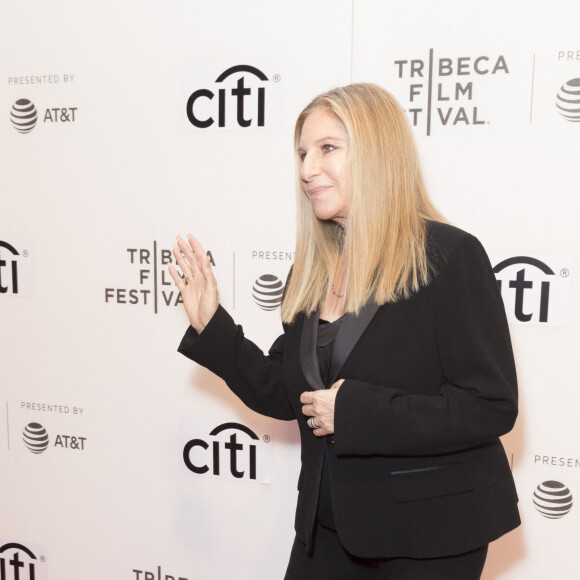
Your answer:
[334,234,518,457]
[177,305,295,421]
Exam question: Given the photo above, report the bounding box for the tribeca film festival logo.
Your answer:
[0,239,31,296]
[105,242,216,314]
[491,254,571,326]
[394,50,509,135]
[556,78,580,122]
[22,422,87,454]
[132,564,191,580]
[0,541,48,580]
[182,419,272,484]
[9,98,78,134]
[184,63,282,130]
[533,481,573,519]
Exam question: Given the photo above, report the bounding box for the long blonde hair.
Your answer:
[281,83,445,324]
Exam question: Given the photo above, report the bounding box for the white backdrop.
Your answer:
[1,1,579,578]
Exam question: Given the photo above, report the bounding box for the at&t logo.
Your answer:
[22,422,87,454]
[184,63,282,130]
[252,274,284,311]
[10,100,38,133]
[23,423,49,454]
[492,254,571,326]
[533,480,573,519]
[182,419,272,484]
[0,542,47,580]
[556,78,580,122]
[9,99,78,133]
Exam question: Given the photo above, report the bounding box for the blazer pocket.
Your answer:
[391,462,474,502]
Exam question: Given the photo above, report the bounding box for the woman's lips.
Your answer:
[307,185,330,198]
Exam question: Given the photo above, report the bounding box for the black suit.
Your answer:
[178,222,520,560]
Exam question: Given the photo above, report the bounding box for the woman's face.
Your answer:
[298,108,350,226]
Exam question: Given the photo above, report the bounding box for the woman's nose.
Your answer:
[300,152,321,183]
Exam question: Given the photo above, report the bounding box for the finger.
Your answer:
[301,404,314,417]
[186,235,210,281]
[173,245,193,278]
[201,253,218,292]
[300,392,313,405]
[168,264,186,292]
[187,234,206,258]
[176,237,202,277]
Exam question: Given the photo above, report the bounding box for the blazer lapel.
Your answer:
[327,301,380,386]
[300,310,325,390]
[300,301,381,390]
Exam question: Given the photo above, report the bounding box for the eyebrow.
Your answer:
[297,135,346,151]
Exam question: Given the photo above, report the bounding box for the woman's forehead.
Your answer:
[299,109,348,146]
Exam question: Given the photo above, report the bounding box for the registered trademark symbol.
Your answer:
[560,268,569,277]
[23,250,29,257]
[263,434,271,443]
[273,74,281,83]
[40,555,46,562]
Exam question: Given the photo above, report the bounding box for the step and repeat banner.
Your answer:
[1,1,578,578]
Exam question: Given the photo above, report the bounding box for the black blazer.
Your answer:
[178,222,520,559]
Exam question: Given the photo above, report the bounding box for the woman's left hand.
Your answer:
[301,379,345,437]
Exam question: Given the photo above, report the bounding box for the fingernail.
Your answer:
[187,233,193,238]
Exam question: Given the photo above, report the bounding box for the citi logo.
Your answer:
[492,255,571,326]
[0,241,23,295]
[185,64,281,130]
[182,420,272,483]
[533,480,573,519]
[0,542,44,580]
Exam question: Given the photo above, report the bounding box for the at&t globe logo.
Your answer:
[556,78,580,122]
[533,480,573,519]
[23,423,49,454]
[10,99,38,133]
[252,274,284,311]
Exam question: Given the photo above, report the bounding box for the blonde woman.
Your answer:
[170,84,520,579]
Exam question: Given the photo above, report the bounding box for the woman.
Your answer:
[169,84,520,579]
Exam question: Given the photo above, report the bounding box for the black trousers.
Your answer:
[285,523,488,580]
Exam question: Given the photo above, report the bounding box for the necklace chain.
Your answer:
[331,284,345,298]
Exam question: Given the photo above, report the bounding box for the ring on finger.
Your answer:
[309,417,318,429]
[184,275,194,284]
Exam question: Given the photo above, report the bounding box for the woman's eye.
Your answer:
[299,152,306,161]
[322,144,336,152]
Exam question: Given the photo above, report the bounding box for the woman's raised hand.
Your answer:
[168,234,219,334]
